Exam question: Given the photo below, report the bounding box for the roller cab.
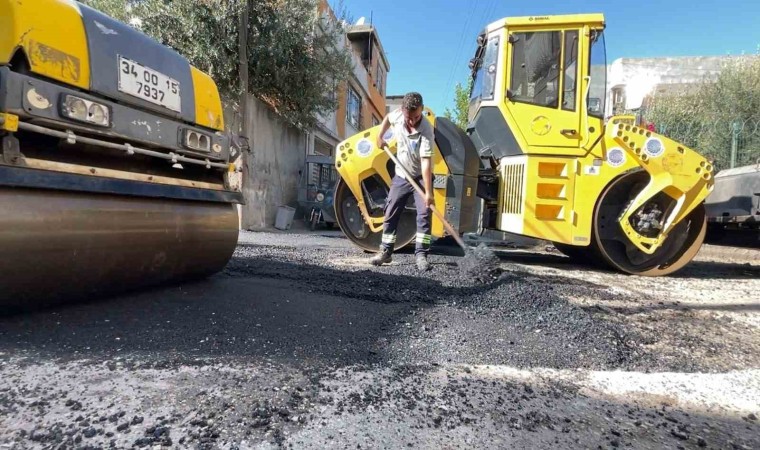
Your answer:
[0,0,242,309]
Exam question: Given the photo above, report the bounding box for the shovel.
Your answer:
[380,144,500,278]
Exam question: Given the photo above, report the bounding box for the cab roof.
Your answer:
[486,13,605,33]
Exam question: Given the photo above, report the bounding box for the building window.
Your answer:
[376,66,384,96]
[314,137,333,157]
[347,86,361,129]
[372,115,380,127]
[612,87,626,114]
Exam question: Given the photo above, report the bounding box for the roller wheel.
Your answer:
[591,171,706,276]
[334,178,416,252]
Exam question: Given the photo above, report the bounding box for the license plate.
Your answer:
[117,56,181,113]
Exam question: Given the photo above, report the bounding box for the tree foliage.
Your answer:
[82,0,353,130]
[644,56,760,170]
[443,79,473,130]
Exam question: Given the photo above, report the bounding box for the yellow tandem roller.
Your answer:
[335,13,713,276]
[0,0,242,310]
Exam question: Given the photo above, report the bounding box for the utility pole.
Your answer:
[237,0,250,231]
[239,0,249,135]
[730,121,739,169]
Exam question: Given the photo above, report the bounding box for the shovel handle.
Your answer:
[380,145,468,252]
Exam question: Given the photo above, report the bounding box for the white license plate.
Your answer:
[117,56,181,113]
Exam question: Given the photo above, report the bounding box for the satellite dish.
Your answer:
[355,17,366,25]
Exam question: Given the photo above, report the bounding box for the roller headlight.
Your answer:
[88,103,108,125]
[182,129,211,152]
[67,98,87,121]
[61,95,110,127]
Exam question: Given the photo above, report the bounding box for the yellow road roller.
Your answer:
[0,0,242,309]
[334,13,714,276]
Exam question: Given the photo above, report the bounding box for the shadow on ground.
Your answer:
[488,248,759,281]
[0,244,635,372]
[0,241,755,373]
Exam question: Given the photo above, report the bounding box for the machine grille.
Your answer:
[501,163,524,215]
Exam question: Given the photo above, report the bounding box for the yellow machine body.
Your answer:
[334,110,453,240]
[0,0,225,131]
[334,13,713,276]
[0,0,92,89]
[0,0,242,310]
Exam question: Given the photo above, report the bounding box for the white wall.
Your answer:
[606,56,732,113]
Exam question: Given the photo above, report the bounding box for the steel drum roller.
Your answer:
[0,187,238,310]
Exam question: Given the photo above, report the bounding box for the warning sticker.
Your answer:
[644,137,665,158]
[584,165,601,176]
[356,139,373,158]
[607,147,626,167]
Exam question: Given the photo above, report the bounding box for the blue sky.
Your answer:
[338,0,760,114]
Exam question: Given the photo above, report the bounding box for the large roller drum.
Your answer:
[0,187,238,311]
[591,171,707,276]
[334,178,417,252]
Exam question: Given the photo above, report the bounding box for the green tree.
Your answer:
[83,0,353,130]
[644,56,760,170]
[443,79,473,130]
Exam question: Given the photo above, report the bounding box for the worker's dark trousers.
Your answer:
[381,175,431,255]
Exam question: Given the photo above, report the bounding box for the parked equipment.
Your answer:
[334,13,714,276]
[0,0,243,309]
[704,162,760,241]
[297,154,337,230]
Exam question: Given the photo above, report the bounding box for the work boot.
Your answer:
[416,253,431,271]
[370,248,393,266]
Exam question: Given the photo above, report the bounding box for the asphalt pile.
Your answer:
[226,243,642,371]
[458,243,503,283]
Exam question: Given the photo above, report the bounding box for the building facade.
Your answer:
[385,94,404,114]
[605,56,737,118]
[310,3,390,157]
[236,2,390,230]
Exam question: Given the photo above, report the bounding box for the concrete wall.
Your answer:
[227,95,306,230]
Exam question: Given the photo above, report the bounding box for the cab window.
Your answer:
[508,31,562,108]
[469,35,500,119]
[562,30,579,111]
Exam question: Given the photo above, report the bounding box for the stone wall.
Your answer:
[227,95,307,230]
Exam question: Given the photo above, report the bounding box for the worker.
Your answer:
[370,92,435,271]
